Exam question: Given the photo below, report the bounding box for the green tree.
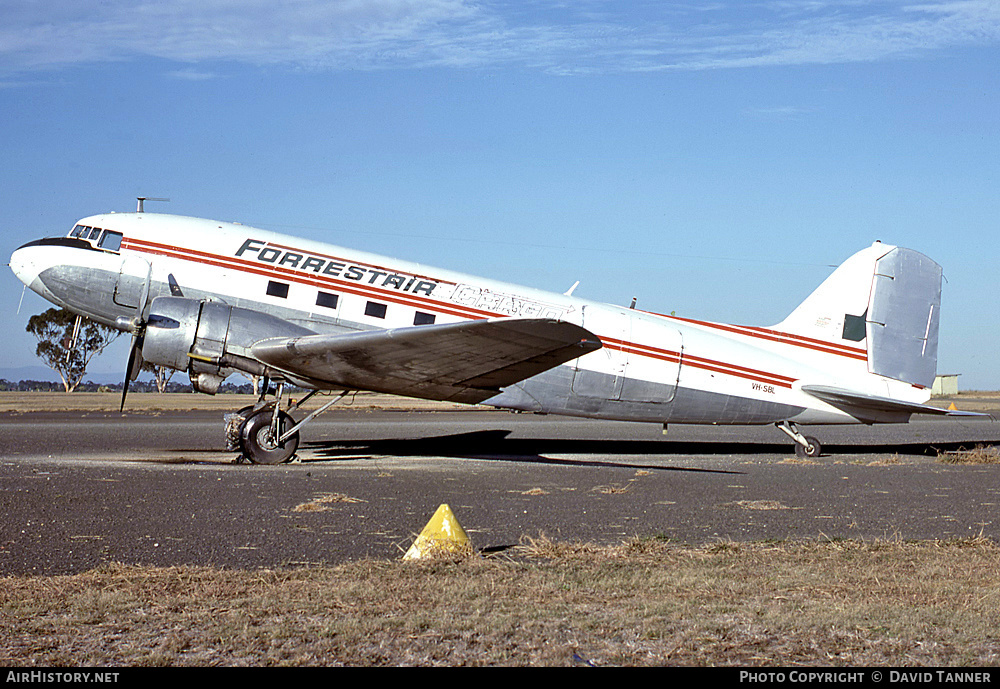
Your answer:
[26,308,123,392]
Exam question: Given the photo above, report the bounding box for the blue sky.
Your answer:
[2,1,998,389]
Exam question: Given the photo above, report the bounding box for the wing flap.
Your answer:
[251,318,601,404]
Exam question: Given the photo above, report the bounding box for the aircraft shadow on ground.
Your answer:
[301,429,997,472]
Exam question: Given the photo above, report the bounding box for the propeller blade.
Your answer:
[121,340,136,412]
[128,338,145,380]
[121,259,152,412]
[137,261,151,320]
[120,331,145,412]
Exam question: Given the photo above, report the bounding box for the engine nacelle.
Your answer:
[141,296,315,393]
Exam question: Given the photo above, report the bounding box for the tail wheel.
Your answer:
[795,436,822,458]
[239,408,299,464]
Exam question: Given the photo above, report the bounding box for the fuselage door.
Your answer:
[619,314,683,404]
[572,306,682,404]
[114,253,151,310]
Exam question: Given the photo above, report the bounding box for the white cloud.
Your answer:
[1,0,998,76]
[166,69,219,81]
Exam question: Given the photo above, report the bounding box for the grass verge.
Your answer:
[2,536,999,666]
[936,444,1000,464]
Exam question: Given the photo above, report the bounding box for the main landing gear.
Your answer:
[776,421,822,458]
[225,381,348,465]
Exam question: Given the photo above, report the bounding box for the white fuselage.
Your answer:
[11,212,933,426]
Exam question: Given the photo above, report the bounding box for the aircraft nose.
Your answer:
[9,244,42,288]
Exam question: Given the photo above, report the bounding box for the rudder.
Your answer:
[772,242,942,388]
[867,247,942,388]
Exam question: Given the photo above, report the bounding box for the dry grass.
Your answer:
[3,536,1000,666]
[937,445,1000,465]
[291,493,365,512]
[727,500,792,511]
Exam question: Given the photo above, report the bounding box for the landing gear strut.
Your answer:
[225,381,348,464]
[776,421,822,458]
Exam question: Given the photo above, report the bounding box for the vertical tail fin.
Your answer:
[773,242,942,388]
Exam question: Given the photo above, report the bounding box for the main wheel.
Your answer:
[239,408,299,464]
[225,405,258,452]
[794,436,822,458]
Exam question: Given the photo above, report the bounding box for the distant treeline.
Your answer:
[0,379,257,394]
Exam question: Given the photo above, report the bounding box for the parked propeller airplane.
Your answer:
[9,208,980,463]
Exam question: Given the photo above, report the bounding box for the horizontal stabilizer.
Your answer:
[251,318,602,404]
[801,384,992,423]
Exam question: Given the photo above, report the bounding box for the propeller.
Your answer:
[119,260,152,412]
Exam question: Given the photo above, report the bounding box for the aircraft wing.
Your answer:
[250,318,602,404]
[801,384,994,423]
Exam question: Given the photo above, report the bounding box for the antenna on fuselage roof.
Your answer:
[136,197,170,212]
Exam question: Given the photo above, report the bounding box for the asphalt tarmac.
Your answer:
[1,407,999,575]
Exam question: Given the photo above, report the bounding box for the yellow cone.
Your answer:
[403,504,472,560]
[949,402,958,410]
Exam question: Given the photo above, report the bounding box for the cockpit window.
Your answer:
[67,224,123,253]
[98,231,123,252]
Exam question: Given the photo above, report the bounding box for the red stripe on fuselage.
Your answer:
[663,314,868,361]
[121,238,800,389]
[123,237,494,320]
[600,336,795,389]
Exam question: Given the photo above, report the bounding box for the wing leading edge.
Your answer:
[251,318,602,404]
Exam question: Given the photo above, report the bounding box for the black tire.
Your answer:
[239,409,299,464]
[225,405,259,452]
[794,436,822,458]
